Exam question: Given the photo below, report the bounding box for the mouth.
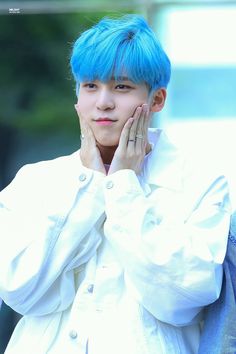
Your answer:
[94,118,117,126]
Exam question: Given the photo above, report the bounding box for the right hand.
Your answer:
[75,104,106,175]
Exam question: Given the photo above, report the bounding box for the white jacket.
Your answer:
[0,129,231,354]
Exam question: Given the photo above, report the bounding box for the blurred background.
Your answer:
[0,0,236,352]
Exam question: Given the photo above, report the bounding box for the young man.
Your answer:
[0,14,231,354]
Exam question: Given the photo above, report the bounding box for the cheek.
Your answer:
[77,92,93,111]
[77,99,88,114]
[121,101,143,119]
[76,97,92,123]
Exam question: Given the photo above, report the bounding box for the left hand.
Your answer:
[75,104,106,175]
[108,104,151,175]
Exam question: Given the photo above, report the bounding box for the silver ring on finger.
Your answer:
[135,134,144,139]
[80,134,85,140]
[128,139,135,142]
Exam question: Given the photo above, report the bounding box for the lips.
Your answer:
[94,117,117,126]
[96,117,116,122]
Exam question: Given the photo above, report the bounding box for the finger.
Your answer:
[135,104,148,152]
[75,104,86,145]
[141,104,150,142]
[136,104,148,135]
[129,106,142,141]
[74,103,84,135]
[125,107,143,154]
[75,104,96,147]
[143,106,150,138]
[118,105,142,149]
[119,117,135,149]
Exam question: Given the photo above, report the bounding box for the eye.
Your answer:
[83,82,97,90]
[115,84,132,90]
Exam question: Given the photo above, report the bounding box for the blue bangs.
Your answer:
[70,15,171,92]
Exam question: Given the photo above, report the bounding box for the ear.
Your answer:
[150,88,167,112]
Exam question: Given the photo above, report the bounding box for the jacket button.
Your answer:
[69,329,78,339]
[87,284,94,293]
[106,180,114,189]
[79,173,87,182]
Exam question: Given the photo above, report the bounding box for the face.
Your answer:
[76,79,150,147]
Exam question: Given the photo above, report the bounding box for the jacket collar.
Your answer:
[73,128,184,192]
[142,128,184,192]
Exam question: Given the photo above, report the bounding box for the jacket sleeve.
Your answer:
[0,159,105,316]
[103,169,231,326]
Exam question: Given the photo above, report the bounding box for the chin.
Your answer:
[97,141,119,148]
[96,136,119,148]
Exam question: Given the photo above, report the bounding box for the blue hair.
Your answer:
[70,14,171,93]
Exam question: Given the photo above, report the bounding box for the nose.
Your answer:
[96,88,115,111]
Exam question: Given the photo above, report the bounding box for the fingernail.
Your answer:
[142,104,148,112]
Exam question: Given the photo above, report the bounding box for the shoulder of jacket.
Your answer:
[17,150,80,178]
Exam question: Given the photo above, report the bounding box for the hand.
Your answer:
[75,104,106,175]
[108,104,151,175]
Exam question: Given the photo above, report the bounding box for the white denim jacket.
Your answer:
[0,129,231,354]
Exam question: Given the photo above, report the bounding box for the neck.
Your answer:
[97,144,117,164]
[97,142,152,165]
